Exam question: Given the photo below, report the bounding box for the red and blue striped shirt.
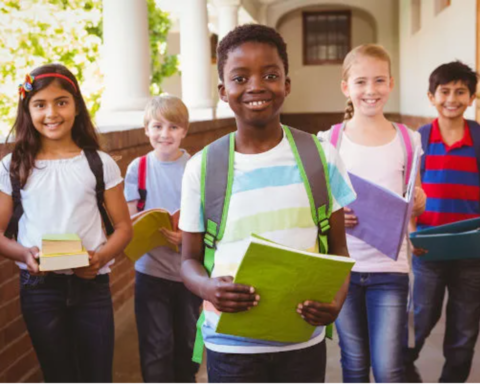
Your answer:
[417,119,480,230]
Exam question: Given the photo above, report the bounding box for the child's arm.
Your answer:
[0,191,42,274]
[127,201,138,216]
[412,163,426,217]
[181,231,258,312]
[409,217,428,256]
[74,183,133,279]
[297,209,351,326]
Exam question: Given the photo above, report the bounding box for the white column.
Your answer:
[217,1,239,40]
[179,0,215,120]
[215,0,239,118]
[96,0,150,129]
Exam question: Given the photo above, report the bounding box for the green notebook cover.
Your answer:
[215,234,355,343]
[42,234,81,241]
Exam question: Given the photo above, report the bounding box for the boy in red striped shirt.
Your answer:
[404,61,480,383]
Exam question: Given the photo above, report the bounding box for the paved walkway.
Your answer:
[113,298,480,383]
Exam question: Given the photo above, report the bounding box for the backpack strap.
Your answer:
[192,132,235,364]
[466,120,480,193]
[393,123,414,190]
[329,122,346,149]
[284,126,332,254]
[136,155,147,212]
[84,149,115,236]
[4,171,23,240]
[284,125,335,339]
[418,123,433,181]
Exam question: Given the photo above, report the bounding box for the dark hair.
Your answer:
[429,61,478,95]
[217,24,289,82]
[6,63,100,187]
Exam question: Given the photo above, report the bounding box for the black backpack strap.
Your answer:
[84,149,114,236]
[418,123,432,182]
[4,170,23,240]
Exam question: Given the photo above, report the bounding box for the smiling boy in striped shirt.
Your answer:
[405,61,480,383]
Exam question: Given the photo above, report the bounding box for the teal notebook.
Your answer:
[215,234,355,343]
[410,217,480,261]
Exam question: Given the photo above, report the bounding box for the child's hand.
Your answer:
[412,187,426,217]
[412,246,428,257]
[202,276,259,313]
[297,300,341,326]
[74,251,105,280]
[23,246,44,275]
[159,228,182,246]
[344,207,358,228]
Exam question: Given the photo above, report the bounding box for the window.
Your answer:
[303,11,351,65]
[434,0,451,15]
[412,0,421,34]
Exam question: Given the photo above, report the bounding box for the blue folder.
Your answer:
[410,217,480,261]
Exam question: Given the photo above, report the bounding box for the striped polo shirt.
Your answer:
[417,119,480,230]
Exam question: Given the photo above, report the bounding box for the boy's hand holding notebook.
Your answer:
[40,234,89,271]
[125,208,181,262]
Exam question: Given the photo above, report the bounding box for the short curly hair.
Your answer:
[217,24,289,82]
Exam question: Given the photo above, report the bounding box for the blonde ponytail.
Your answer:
[344,98,354,120]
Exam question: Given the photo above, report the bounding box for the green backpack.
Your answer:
[193,125,334,363]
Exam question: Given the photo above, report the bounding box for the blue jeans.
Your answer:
[134,271,202,382]
[404,257,480,382]
[335,272,409,383]
[206,339,326,383]
[19,270,114,383]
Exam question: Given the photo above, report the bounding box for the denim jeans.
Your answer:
[19,270,114,383]
[335,272,409,383]
[404,257,480,383]
[206,339,326,383]
[134,271,202,382]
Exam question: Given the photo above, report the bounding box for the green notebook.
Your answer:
[215,234,355,343]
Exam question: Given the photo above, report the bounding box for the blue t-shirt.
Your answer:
[124,150,189,281]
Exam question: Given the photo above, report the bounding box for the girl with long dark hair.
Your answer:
[0,64,132,382]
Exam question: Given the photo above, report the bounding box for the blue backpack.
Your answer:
[418,120,480,186]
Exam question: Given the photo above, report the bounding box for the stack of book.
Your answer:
[40,234,89,271]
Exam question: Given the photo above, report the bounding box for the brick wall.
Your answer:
[0,117,236,382]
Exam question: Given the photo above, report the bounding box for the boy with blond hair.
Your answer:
[124,95,201,383]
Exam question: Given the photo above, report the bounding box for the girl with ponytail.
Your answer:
[317,45,426,382]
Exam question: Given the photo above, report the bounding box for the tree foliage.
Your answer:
[0,0,178,136]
